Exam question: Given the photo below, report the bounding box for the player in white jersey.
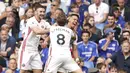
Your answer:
[57,13,80,73]
[44,13,82,73]
[18,4,50,73]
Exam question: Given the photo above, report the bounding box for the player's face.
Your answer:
[69,16,78,29]
[121,42,130,53]
[82,33,90,42]
[36,8,45,20]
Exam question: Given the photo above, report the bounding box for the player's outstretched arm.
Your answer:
[30,25,50,35]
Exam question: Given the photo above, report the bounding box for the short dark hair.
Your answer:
[122,30,130,35]
[56,14,67,26]
[34,3,45,11]
[109,64,117,70]
[108,13,116,18]
[120,37,130,45]
[81,30,91,36]
[83,23,93,28]
[56,8,64,13]
[70,3,78,9]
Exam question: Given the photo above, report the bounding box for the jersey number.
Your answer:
[57,34,65,45]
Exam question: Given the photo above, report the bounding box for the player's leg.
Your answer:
[71,69,83,73]
[63,57,83,73]
[44,56,62,73]
[20,70,28,73]
[57,67,68,73]
[18,50,32,73]
[32,69,42,73]
[31,53,43,73]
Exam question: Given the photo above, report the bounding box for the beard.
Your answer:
[39,15,44,19]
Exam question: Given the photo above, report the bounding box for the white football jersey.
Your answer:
[20,16,50,51]
[49,26,74,56]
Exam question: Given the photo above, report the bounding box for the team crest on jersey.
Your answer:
[41,25,44,28]
[89,48,92,51]
[22,64,25,67]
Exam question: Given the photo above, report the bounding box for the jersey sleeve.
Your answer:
[115,41,120,52]
[71,31,78,45]
[98,39,107,51]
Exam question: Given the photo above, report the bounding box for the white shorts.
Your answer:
[44,56,80,73]
[17,50,43,70]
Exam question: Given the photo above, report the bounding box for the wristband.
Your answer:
[75,58,80,62]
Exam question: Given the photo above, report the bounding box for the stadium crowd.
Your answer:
[0,0,130,73]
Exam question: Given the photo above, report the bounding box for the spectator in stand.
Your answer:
[106,38,130,73]
[88,0,109,33]
[104,14,121,42]
[108,64,118,73]
[46,0,60,25]
[84,16,102,39]
[68,3,79,15]
[19,7,34,38]
[10,44,19,62]
[82,23,100,43]
[0,6,20,38]
[124,21,130,31]
[96,63,107,73]
[11,0,25,20]
[98,28,120,59]
[5,16,19,39]
[117,0,130,22]
[45,0,69,14]
[2,58,19,73]
[106,7,126,29]
[0,29,16,64]
[0,6,14,27]
[77,30,98,68]
[121,30,130,42]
